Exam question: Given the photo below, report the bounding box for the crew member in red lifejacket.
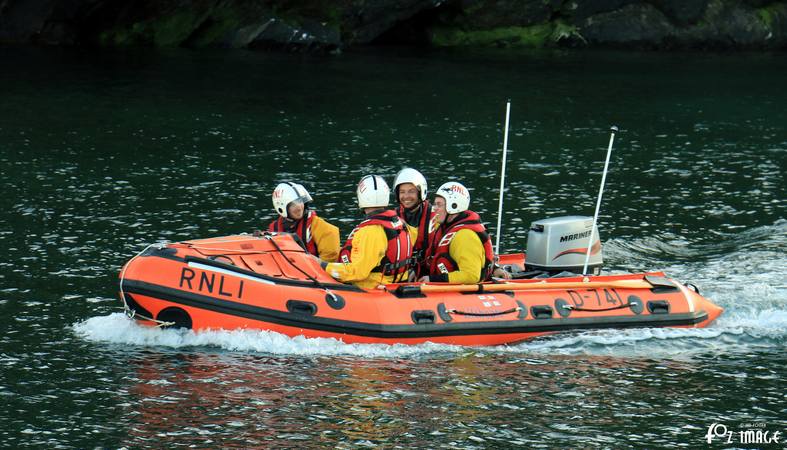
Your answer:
[323,175,413,289]
[420,181,495,284]
[267,182,340,262]
[393,167,435,278]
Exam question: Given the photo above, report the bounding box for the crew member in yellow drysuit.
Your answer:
[268,182,340,262]
[392,167,435,278]
[323,175,413,289]
[420,181,495,284]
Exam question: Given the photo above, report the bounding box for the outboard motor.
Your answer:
[525,216,603,275]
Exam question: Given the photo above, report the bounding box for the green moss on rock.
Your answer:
[432,24,550,47]
[273,0,343,29]
[757,2,787,30]
[153,10,209,46]
[187,9,247,48]
[430,21,583,48]
[96,7,212,47]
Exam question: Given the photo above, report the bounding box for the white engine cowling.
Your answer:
[525,216,603,275]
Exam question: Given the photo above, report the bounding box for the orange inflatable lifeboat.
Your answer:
[118,233,723,346]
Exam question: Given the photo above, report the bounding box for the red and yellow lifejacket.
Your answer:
[396,200,434,259]
[427,210,494,281]
[268,210,319,256]
[339,209,413,278]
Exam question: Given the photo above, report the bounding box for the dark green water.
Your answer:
[1,46,785,448]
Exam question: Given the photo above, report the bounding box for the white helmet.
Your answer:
[436,181,470,214]
[393,167,428,202]
[356,175,390,209]
[272,182,311,219]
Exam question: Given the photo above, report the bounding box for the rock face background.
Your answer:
[1,0,785,50]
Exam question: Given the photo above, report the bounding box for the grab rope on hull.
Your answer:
[119,242,175,327]
[262,233,340,304]
[446,307,522,317]
[562,302,635,312]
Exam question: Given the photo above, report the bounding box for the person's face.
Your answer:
[398,183,420,209]
[433,196,447,224]
[287,200,305,220]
